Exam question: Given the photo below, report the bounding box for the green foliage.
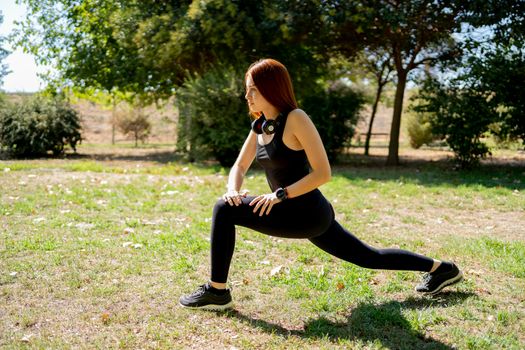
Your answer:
[13,0,327,100]
[468,45,525,143]
[415,78,494,167]
[115,106,152,147]
[176,67,248,166]
[406,99,436,149]
[414,23,525,167]
[0,95,82,157]
[328,0,523,165]
[0,11,9,85]
[302,82,365,162]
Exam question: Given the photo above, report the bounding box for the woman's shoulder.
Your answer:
[287,108,310,122]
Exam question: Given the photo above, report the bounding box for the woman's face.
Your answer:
[245,74,271,114]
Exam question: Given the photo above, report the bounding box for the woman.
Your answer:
[179,59,463,310]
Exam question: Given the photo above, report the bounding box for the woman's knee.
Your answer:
[213,198,231,217]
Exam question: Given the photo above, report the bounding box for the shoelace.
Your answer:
[421,273,433,284]
[190,284,207,298]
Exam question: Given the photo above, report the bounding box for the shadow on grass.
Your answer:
[225,291,475,349]
[9,145,522,190]
[66,150,182,164]
[332,159,525,191]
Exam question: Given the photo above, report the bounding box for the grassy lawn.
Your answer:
[1,145,524,349]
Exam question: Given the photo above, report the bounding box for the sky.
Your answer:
[1,0,46,92]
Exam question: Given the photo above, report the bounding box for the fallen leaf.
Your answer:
[101,312,110,325]
[336,282,345,291]
[122,241,133,247]
[123,227,135,234]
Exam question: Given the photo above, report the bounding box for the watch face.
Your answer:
[276,188,285,200]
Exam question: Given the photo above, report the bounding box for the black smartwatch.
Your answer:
[275,187,288,201]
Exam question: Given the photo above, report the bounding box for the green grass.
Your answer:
[1,148,524,349]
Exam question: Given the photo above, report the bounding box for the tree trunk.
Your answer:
[386,69,407,165]
[364,83,385,156]
[111,99,116,145]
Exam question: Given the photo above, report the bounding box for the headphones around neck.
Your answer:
[251,113,282,135]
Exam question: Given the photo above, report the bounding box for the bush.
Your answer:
[406,100,435,149]
[115,105,151,147]
[301,81,364,162]
[0,95,82,157]
[176,69,364,166]
[176,67,248,166]
[414,78,494,168]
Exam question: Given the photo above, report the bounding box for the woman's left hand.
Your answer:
[249,193,281,216]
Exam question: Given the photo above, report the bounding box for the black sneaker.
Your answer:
[179,283,233,311]
[415,262,463,295]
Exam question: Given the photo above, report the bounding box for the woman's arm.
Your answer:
[284,109,331,199]
[223,130,257,206]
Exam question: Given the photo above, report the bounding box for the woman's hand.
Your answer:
[222,189,249,206]
[249,193,281,216]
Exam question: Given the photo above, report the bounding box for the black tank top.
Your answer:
[256,112,310,191]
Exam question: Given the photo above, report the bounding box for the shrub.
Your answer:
[176,67,248,166]
[115,105,151,147]
[301,81,365,162]
[406,101,435,149]
[0,95,82,157]
[414,78,495,168]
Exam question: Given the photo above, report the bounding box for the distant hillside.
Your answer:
[3,92,178,144]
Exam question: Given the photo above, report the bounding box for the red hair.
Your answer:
[245,58,298,117]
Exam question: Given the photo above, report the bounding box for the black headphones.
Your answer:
[251,113,282,135]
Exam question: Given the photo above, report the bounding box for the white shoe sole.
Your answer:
[179,301,234,311]
[422,271,464,295]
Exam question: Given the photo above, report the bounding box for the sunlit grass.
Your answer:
[0,152,524,349]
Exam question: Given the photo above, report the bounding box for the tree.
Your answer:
[413,0,525,166]
[116,105,151,147]
[360,49,394,156]
[0,11,10,87]
[328,0,521,165]
[469,45,525,143]
[333,0,466,165]
[13,0,327,100]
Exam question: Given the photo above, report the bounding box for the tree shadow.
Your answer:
[224,291,475,349]
[332,153,525,191]
[66,150,183,164]
[9,144,521,191]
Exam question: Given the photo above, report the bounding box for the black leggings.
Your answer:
[210,189,434,283]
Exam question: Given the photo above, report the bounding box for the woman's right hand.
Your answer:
[222,189,249,206]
